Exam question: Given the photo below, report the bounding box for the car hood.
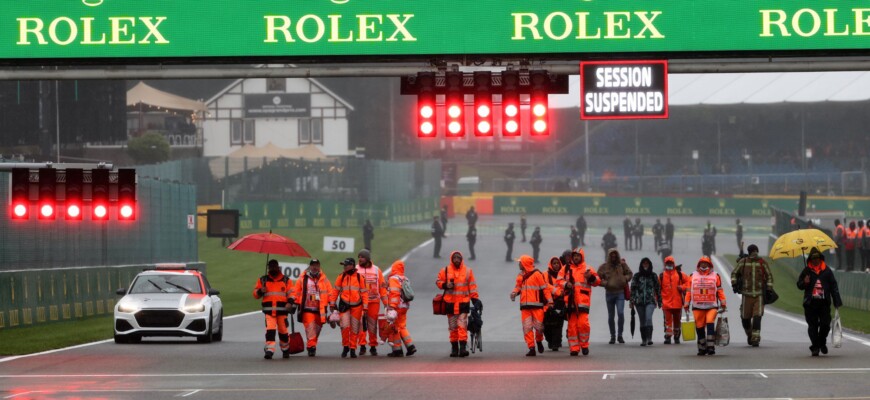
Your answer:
[121,293,205,309]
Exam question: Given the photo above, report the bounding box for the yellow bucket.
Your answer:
[681,313,696,341]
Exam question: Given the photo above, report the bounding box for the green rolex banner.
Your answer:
[4,1,870,61]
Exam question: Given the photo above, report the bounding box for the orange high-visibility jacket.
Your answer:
[293,271,337,323]
[659,268,689,309]
[335,270,369,309]
[684,257,726,310]
[512,255,553,309]
[845,227,858,250]
[388,260,410,310]
[557,249,601,312]
[357,263,389,306]
[436,251,479,314]
[253,274,293,316]
[545,257,564,299]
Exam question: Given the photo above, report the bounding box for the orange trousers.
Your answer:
[340,306,363,348]
[363,303,380,347]
[448,313,469,342]
[693,308,718,328]
[566,312,591,351]
[389,308,414,351]
[521,309,545,348]
[301,311,323,349]
[662,308,682,338]
[693,308,719,350]
[264,314,289,354]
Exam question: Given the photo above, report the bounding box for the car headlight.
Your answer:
[184,303,206,313]
[117,301,139,313]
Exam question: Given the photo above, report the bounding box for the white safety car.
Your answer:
[113,265,223,344]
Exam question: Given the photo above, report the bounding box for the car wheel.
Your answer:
[212,312,223,342]
[197,311,213,343]
[114,334,129,344]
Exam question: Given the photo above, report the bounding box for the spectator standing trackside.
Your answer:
[652,219,664,251]
[797,247,842,357]
[665,218,675,249]
[465,206,478,228]
[735,219,743,253]
[857,220,867,271]
[863,219,870,271]
[362,219,374,252]
[707,220,718,255]
[520,214,528,243]
[570,226,580,250]
[431,216,444,259]
[623,217,634,251]
[601,227,617,260]
[845,221,859,271]
[505,222,517,262]
[597,249,633,344]
[576,215,587,246]
[530,227,543,263]
[440,205,449,237]
[833,219,845,269]
[466,223,477,261]
[634,218,645,251]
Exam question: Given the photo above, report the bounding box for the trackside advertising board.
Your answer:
[5,1,870,62]
[580,60,668,120]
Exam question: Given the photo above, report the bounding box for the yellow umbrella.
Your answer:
[770,228,838,260]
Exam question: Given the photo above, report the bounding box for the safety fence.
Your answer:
[488,193,869,219]
[0,176,198,270]
[228,197,441,230]
[137,157,441,205]
[0,262,205,330]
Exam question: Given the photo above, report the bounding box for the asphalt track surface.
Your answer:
[2,216,870,400]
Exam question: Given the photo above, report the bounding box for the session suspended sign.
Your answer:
[580,60,668,120]
[4,1,870,62]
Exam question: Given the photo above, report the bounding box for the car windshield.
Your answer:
[129,274,202,294]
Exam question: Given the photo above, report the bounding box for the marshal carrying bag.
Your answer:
[401,277,415,302]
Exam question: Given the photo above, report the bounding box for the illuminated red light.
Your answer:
[421,122,434,135]
[40,204,54,218]
[476,104,491,118]
[13,204,28,218]
[477,121,491,134]
[448,121,462,134]
[447,105,462,119]
[505,121,519,133]
[533,103,547,117]
[533,120,547,133]
[120,204,134,219]
[420,105,434,119]
[67,204,81,219]
[93,204,108,220]
[504,104,518,117]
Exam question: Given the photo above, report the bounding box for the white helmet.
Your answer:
[385,308,398,322]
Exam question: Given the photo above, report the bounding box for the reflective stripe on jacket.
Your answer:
[253,274,293,316]
[436,252,479,314]
[556,249,600,312]
[335,271,369,309]
[513,255,553,309]
[293,271,337,323]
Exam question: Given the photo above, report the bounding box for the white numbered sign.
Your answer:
[323,236,355,253]
[278,262,306,279]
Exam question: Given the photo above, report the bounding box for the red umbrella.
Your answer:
[227,231,311,259]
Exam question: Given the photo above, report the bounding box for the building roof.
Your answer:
[126,81,206,112]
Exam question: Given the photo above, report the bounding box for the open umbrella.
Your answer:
[227,230,311,261]
[770,228,838,266]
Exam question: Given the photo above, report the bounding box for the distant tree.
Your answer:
[127,133,170,164]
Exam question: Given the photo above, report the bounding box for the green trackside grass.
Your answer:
[0,227,430,356]
[724,255,870,334]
